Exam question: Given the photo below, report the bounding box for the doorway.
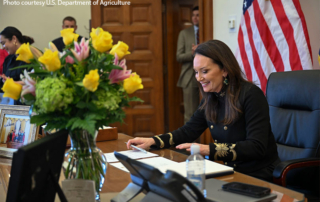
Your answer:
[91,0,213,143]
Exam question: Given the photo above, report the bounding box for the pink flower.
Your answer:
[21,70,36,100]
[71,37,90,62]
[108,53,132,84]
[65,55,75,64]
[59,51,74,64]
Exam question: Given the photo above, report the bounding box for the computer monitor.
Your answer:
[6,129,69,202]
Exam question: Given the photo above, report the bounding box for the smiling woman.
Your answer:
[193,54,227,93]
[0,27,34,105]
[126,40,280,183]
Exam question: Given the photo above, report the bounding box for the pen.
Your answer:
[125,142,147,153]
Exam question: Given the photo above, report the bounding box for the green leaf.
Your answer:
[76,102,87,109]
[75,82,84,87]
[71,118,96,136]
[84,112,106,121]
[66,117,80,128]
[28,72,52,77]
[10,64,37,70]
[30,115,47,125]
[128,97,144,102]
[22,93,35,101]
[98,82,110,91]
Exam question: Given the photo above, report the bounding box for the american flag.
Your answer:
[235,0,313,93]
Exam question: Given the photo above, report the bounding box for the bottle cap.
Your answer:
[190,144,200,155]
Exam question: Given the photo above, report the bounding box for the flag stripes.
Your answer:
[235,0,313,93]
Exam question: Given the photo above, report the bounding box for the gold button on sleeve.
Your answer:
[225,162,228,165]
[210,125,214,129]
[224,126,228,130]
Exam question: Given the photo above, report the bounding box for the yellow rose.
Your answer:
[110,41,130,60]
[83,69,100,92]
[16,43,34,63]
[92,29,113,53]
[90,27,103,40]
[1,78,22,100]
[38,49,61,72]
[60,28,79,46]
[123,73,143,94]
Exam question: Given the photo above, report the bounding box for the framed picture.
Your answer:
[0,109,37,150]
[0,104,30,112]
[0,147,17,158]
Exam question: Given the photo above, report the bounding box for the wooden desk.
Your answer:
[0,133,305,202]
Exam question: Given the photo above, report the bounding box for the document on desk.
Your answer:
[110,157,179,173]
[104,150,158,163]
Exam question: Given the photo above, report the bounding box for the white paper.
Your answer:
[110,162,130,172]
[110,157,178,173]
[99,126,112,130]
[138,157,179,168]
[157,159,234,177]
[62,179,96,202]
[104,150,158,163]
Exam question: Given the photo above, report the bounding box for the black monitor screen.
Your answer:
[6,129,68,202]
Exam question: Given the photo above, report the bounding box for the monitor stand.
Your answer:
[49,168,68,202]
[111,183,144,202]
[140,192,173,202]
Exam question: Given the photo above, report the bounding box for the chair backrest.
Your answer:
[266,70,320,162]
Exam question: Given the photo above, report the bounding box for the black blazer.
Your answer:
[52,35,85,52]
[153,82,278,174]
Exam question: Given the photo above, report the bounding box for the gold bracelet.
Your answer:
[154,136,164,148]
[168,132,174,145]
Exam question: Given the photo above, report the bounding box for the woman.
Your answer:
[0,26,34,104]
[127,40,280,182]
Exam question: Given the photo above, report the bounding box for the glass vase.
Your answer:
[63,129,107,201]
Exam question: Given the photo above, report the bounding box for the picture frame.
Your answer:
[0,108,38,151]
[0,147,17,158]
[0,104,31,112]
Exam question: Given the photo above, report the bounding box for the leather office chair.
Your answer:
[266,70,320,201]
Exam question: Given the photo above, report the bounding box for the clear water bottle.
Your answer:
[186,144,206,197]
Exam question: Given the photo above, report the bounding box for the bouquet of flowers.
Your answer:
[1,27,143,198]
[2,27,143,135]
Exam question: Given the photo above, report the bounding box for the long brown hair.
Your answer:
[195,40,247,124]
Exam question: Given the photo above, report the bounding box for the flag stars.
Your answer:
[244,1,247,8]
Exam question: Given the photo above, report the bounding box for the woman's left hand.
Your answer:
[176,143,210,156]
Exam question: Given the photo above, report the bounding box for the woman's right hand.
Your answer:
[0,74,8,82]
[126,137,156,150]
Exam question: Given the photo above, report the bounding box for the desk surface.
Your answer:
[0,133,305,202]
